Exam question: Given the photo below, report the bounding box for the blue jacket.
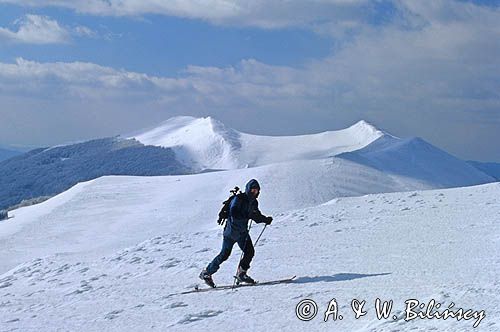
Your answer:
[223,179,268,241]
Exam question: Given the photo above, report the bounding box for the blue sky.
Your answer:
[0,5,333,76]
[0,0,499,162]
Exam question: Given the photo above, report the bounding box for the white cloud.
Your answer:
[73,25,97,38]
[0,14,98,44]
[0,14,69,44]
[0,0,374,30]
[0,57,189,100]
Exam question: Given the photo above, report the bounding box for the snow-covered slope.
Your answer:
[128,116,386,170]
[0,157,435,274]
[128,116,243,171]
[468,160,500,180]
[1,182,498,331]
[1,139,495,275]
[337,135,495,187]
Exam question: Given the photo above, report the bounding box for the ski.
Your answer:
[174,275,296,295]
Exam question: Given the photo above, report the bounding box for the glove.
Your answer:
[264,216,273,225]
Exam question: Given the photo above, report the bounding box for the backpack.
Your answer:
[217,186,243,226]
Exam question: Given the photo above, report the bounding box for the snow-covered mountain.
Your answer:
[128,116,387,170]
[1,116,498,331]
[1,116,494,271]
[129,115,495,186]
[1,130,495,275]
[2,116,493,213]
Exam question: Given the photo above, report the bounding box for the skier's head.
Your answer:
[245,179,260,199]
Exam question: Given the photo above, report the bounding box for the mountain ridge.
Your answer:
[128,116,387,170]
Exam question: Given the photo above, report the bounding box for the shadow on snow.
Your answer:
[293,272,391,284]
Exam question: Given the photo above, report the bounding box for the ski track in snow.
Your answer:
[0,182,499,331]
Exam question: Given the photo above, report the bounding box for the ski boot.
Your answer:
[235,266,256,285]
[199,269,216,288]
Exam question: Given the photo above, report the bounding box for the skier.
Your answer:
[199,179,273,287]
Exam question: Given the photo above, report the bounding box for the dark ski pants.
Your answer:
[206,234,254,275]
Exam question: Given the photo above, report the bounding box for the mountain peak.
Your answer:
[353,119,376,129]
[347,119,381,134]
[153,115,233,135]
[128,115,241,171]
[347,120,398,140]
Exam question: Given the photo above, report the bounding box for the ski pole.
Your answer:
[253,224,267,247]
